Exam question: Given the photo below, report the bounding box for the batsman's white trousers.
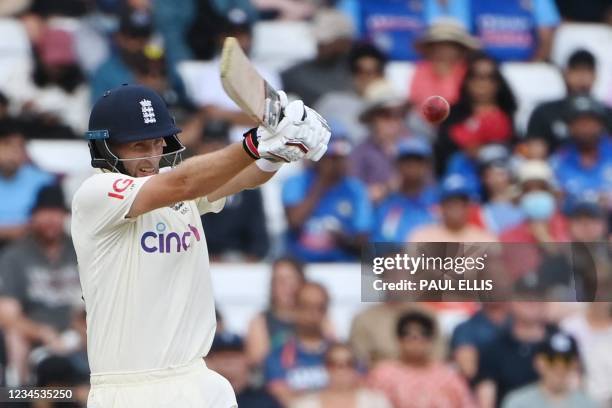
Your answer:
[87,358,237,408]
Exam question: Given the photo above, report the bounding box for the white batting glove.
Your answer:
[242,92,331,163]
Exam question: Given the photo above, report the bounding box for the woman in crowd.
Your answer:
[245,257,306,367]
[435,52,517,176]
[290,343,392,408]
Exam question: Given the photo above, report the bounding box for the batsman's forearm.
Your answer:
[207,163,275,202]
[178,143,254,199]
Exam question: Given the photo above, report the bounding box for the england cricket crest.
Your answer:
[140,99,157,124]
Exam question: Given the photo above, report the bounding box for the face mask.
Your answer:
[520,191,555,221]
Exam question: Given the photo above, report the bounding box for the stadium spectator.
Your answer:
[290,342,392,408]
[501,160,569,244]
[555,0,612,23]
[251,0,317,20]
[408,19,479,107]
[0,119,54,248]
[408,174,496,242]
[282,137,372,262]
[475,302,555,408]
[349,302,428,367]
[315,43,387,144]
[3,26,89,138]
[450,302,509,381]
[245,257,306,367]
[281,9,354,107]
[527,49,612,152]
[435,53,517,176]
[477,145,524,234]
[351,80,410,202]
[90,8,155,101]
[551,95,612,208]
[199,120,270,261]
[562,303,612,405]
[343,0,468,61]
[207,333,282,408]
[368,310,475,408]
[265,282,332,406]
[189,9,281,142]
[0,184,81,384]
[502,331,596,408]
[372,138,438,242]
[468,0,561,62]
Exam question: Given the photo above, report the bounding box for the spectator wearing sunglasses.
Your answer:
[290,343,391,408]
[368,310,475,408]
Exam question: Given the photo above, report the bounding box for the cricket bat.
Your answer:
[220,37,283,132]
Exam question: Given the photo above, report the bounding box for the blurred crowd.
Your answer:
[0,0,611,407]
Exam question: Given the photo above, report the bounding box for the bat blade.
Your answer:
[220,37,282,131]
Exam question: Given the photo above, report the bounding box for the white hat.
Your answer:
[517,160,555,185]
[359,80,408,122]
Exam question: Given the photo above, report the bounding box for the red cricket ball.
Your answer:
[421,95,450,124]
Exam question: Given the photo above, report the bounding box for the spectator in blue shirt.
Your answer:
[90,9,154,101]
[340,0,469,61]
[0,119,54,248]
[451,302,509,381]
[283,137,372,262]
[373,138,438,243]
[469,0,561,61]
[551,95,612,209]
[265,282,331,407]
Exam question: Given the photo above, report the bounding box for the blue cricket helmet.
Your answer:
[86,84,184,173]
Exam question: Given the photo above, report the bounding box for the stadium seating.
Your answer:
[251,21,317,72]
[0,18,31,91]
[500,63,566,134]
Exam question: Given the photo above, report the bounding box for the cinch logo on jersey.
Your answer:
[140,222,200,253]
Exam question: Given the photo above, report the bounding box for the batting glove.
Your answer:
[242,92,331,163]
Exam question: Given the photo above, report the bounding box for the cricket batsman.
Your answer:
[71,84,330,407]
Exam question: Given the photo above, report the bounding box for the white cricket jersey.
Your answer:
[71,170,225,374]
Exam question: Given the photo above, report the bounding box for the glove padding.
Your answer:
[244,92,331,163]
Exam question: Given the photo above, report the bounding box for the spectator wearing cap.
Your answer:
[265,282,332,406]
[281,9,354,107]
[408,19,480,107]
[503,332,596,408]
[562,303,612,405]
[501,160,569,244]
[368,310,475,408]
[0,184,81,384]
[527,49,612,152]
[408,174,496,242]
[475,302,557,408]
[351,80,411,202]
[315,43,387,145]
[0,119,54,248]
[189,9,281,143]
[282,137,372,262]
[2,26,89,137]
[290,342,392,408]
[198,120,270,261]
[90,7,155,101]
[435,53,517,176]
[207,332,282,408]
[551,95,612,209]
[372,138,438,243]
[468,0,560,62]
[451,303,509,381]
